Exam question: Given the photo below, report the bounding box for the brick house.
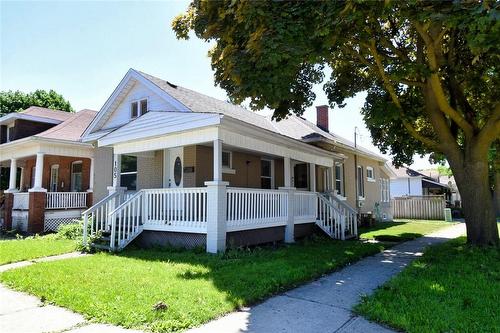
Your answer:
[0,107,97,233]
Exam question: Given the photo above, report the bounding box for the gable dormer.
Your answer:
[83,69,190,139]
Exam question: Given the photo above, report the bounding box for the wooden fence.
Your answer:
[392,195,445,220]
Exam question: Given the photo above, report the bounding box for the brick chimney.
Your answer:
[316,105,329,132]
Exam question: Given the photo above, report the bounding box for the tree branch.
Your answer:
[476,104,500,153]
[368,39,442,151]
[414,22,474,137]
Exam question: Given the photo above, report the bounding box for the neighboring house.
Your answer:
[419,169,461,206]
[80,69,390,253]
[389,164,451,199]
[0,107,97,233]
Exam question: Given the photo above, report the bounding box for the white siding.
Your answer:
[390,177,423,197]
[103,83,172,130]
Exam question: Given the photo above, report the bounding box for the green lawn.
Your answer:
[0,236,384,332]
[359,219,455,242]
[355,235,500,333]
[0,234,77,265]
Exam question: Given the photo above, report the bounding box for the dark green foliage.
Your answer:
[0,89,73,116]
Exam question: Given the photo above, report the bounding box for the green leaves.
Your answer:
[0,89,73,116]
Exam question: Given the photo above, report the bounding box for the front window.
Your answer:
[261,159,273,189]
[222,151,232,169]
[293,163,308,189]
[131,99,147,119]
[50,165,59,192]
[71,161,83,192]
[357,166,365,198]
[120,155,137,190]
[335,163,344,196]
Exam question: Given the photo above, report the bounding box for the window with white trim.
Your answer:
[131,99,148,119]
[222,151,232,169]
[261,159,274,189]
[335,163,344,196]
[380,178,390,202]
[71,161,83,192]
[366,166,375,181]
[357,166,365,198]
[50,164,59,192]
[120,155,137,190]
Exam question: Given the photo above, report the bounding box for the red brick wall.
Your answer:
[28,191,45,233]
[316,105,329,132]
[22,155,91,192]
[3,193,13,230]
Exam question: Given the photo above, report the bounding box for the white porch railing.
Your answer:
[82,191,125,246]
[294,191,317,223]
[143,188,208,230]
[226,187,288,231]
[46,192,88,209]
[12,193,29,210]
[322,192,358,239]
[83,186,358,251]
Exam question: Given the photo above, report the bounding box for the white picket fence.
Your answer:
[46,192,88,209]
[392,195,445,220]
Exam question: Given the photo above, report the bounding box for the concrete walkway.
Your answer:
[188,223,466,333]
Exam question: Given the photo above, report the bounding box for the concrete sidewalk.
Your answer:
[188,223,466,333]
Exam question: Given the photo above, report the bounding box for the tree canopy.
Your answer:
[173,0,499,245]
[0,89,73,116]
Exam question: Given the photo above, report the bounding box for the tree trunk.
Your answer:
[452,152,499,246]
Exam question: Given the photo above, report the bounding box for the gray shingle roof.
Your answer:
[136,70,275,132]
[125,70,385,161]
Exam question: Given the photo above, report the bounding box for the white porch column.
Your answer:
[309,163,316,192]
[206,139,227,253]
[29,153,46,192]
[284,157,291,187]
[7,158,18,193]
[112,154,121,188]
[213,139,222,182]
[280,156,295,243]
[205,180,228,253]
[87,157,94,192]
[330,166,335,191]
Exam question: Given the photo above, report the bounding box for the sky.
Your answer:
[0,0,434,170]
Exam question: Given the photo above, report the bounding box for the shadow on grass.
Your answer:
[116,235,385,310]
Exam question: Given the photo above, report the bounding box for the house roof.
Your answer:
[0,106,73,126]
[36,109,97,142]
[269,115,385,161]
[20,106,74,122]
[136,70,276,132]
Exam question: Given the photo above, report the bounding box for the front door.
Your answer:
[168,147,183,188]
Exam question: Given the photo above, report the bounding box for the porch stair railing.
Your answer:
[108,191,144,251]
[317,192,358,239]
[82,190,126,250]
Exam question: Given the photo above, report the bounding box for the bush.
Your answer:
[56,222,84,240]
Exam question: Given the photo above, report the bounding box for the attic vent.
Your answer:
[166,81,178,89]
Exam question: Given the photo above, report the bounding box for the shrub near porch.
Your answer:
[0,236,383,332]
